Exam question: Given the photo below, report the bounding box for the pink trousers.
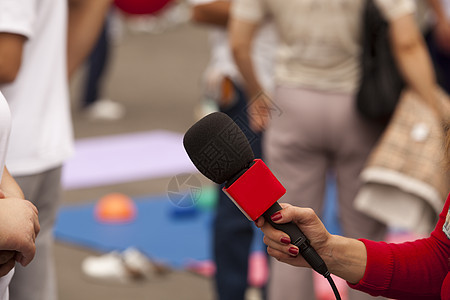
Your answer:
[265,86,387,300]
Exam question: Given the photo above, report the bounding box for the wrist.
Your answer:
[247,84,263,100]
[324,235,367,284]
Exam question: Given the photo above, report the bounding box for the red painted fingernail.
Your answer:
[288,247,299,256]
[271,212,282,221]
[281,237,290,244]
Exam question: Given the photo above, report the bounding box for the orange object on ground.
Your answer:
[95,193,137,223]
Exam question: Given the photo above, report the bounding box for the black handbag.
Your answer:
[356,0,405,122]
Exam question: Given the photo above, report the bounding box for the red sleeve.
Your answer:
[348,194,450,299]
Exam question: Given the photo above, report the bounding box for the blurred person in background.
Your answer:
[255,125,450,299]
[188,0,277,299]
[229,0,442,299]
[81,7,126,121]
[0,94,40,300]
[0,0,112,299]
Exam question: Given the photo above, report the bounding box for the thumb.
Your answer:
[270,204,317,226]
[269,203,294,223]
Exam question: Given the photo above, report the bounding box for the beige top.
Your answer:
[232,0,416,93]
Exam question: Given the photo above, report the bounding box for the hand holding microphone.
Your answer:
[183,112,341,299]
[255,202,333,269]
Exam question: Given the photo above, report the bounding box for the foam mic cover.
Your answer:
[183,112,254,185]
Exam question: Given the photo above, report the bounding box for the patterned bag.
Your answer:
[354,88,450,234]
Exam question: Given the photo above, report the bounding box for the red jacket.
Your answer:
[349,194,450,299]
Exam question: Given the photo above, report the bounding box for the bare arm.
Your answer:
[0,33,26,84]
[67,0,112,79]
[190,1,231,27]
[0,167,24,199]
[229,18,261,99]
[389,14,440,115]
[229,17,270,132]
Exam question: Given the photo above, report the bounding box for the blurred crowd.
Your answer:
[0,0,448,300]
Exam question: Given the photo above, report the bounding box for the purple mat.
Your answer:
[62,130,197,190]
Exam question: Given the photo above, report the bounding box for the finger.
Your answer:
[0,259,15,277]
[263,234,298,256]
[266,203,296,224]
[260,114,269,131]
[270,205,317,226]
[16,236,36,267]
[18,246,36,267]
[260,220,291,246]
[254,217,265,228]
[33,213,41,238]
[267,246,302,265]
[15,252,32,267]
[24,199,39,216]
[279,203,292,209]
[24,200,40,238]
[14,252,23,264]
[0,190,5,199]
[0,251,15,265]
[249,118,262,133]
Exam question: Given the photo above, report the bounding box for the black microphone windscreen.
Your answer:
[183,112,254,184]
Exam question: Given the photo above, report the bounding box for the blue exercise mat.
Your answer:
[54,193,215,268]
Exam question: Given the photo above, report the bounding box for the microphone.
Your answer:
[183,112,329,277]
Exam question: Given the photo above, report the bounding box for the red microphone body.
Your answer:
[223,159,285,221]
[221,158,324,271]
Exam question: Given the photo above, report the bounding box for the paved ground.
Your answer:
[57,18,223,300]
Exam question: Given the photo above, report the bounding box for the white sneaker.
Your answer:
[81,251,131,283]
[81,248,161,283]
[84,99,126,121]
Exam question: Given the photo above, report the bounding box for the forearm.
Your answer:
[390,15,440,114]
[229,18,262,98]
[67,0,112,79]
[191,1,230,27]
[0,167,24,199]
[231,45,262,99]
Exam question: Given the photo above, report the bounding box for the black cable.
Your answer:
[324,272,342,300]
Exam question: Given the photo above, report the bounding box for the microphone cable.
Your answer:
[324,271,342,300]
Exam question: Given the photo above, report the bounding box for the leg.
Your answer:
[213,81,259,300]
[82,18,110,108]
[329,93,387,300]
[213,191,254,300]
[265,86,329,300]
[9,167,63,300]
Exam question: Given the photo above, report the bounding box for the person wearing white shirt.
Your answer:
[0,1,111,299]
[0,93,40,300]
